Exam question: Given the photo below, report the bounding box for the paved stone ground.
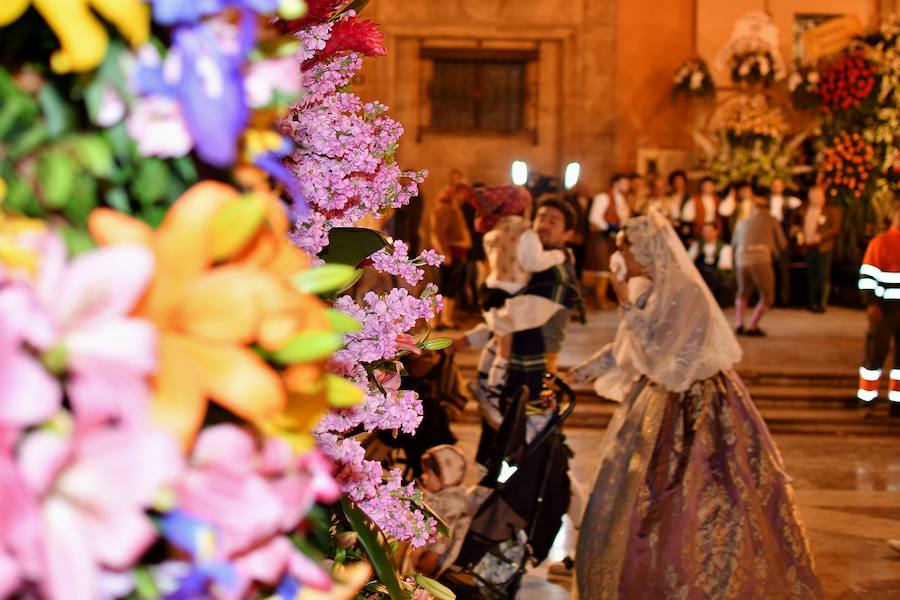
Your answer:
[553,305,869,375]
[446,306,900,599]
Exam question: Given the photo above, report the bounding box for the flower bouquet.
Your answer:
[721,95,788,148]
[672,57,715,98]
[716,11,786,87]
[818,51,878,115]
[819,131,876,201]
[788,65,821,111]
[0,1,455,599]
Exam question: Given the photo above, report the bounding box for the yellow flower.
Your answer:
[0,0,149,73]
[0,210,47,275]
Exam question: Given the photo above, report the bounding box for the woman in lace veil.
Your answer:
[572,211,822,599]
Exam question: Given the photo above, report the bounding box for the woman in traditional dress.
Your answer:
[571,211,822,599]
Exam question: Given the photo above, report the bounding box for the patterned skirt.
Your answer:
[575,371,823,600]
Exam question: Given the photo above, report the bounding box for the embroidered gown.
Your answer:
[573,212,822,600]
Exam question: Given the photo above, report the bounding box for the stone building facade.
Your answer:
[355,0,880,206]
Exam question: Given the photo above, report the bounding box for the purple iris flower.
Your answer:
[150,0,281,25]
[275,575,301,600]
[159,511,239,599]
[254,143,308,219]
[133,17,252,167]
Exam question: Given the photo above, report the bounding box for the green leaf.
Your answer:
[37,151,77,209]
[422,337,453,351]
[268,332,344,364]
[294,264,359,295]
[415,575,456,600]
[6,122,49,159]
[105,187,132,213]
[58,226,96,256]
[2,174,43,217]
[37,83,76,139]
[317,227,390,266]
[341,499,404,600]
[70,135,115,178]
[61,173,99,226]
[325,308,363,333]
[132,159,172,207]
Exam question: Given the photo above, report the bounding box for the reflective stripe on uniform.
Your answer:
[860,367,882,381]
[892,369,900,381]
[857,389,879,402]
[890,390,900,403]
[860,264,900,284]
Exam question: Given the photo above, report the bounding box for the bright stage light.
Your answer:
[511,161,528,186]
[564,162,581,190]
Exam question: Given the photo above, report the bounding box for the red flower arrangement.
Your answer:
[819,131,875,200]
[817,51,877,113]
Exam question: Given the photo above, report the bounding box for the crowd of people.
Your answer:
[423,167,844,338]
[567,171,843,336]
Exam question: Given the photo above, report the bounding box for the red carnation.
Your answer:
[303,15,386,69]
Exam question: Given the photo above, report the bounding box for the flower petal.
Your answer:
[41,497,96,600]
[141,182,238,319]
[0,351,61,429]
[0,550,20,600]
[65,318,157,375]
[169,267,264,344]
[67,370,151,430]
[88,209,154,247]
[181,337,285,426]
[192,424,257,473]
[54,244,154,328]
[151,333,208,446]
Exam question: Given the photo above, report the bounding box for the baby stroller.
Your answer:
[441,374,576,599]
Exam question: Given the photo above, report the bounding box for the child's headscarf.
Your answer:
[463,185,531,232]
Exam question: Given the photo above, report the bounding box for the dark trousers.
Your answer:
[776,250,792,306]
[863,306,900,374]
[805,248,833,308]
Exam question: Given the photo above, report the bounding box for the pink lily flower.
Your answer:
[395,333,421,355]
[33,235,157,428]
[0,285,60,430]
[175,426,339,596]
[0,425,182,600]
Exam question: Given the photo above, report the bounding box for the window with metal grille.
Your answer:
[423,48,535,134]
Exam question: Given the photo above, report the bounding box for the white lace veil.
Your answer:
[594,210,743,398]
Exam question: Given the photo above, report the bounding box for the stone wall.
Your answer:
[354,0,619,207]
[355,0,882,216]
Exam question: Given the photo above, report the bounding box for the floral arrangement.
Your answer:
[788,65,821,110]
[721,95,788,145]
[672,57,715,98]
[716,12,787,86]
[0,1,455,599]
[819,132,876,201]
[700,95,797,188]
[707,138,795,189]
[817,51,878,114]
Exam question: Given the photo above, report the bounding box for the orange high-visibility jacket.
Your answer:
[859,226,900,304]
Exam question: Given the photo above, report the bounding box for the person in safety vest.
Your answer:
[857,201,900,417]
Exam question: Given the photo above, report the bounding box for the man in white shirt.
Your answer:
[584,173,631,309]
[681,177,721,241]
[769,178,803,306]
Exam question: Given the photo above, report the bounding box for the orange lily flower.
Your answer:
[89,181,337,446]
